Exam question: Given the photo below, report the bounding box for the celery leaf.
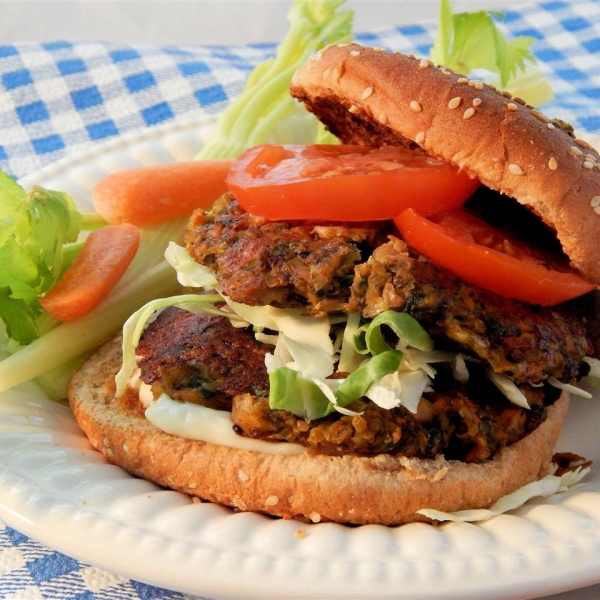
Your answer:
[431,0,536,88]
[0,172,83,345]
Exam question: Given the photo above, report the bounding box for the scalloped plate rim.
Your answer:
[0,118,599,599]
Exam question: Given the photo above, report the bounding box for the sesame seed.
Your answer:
[322,68,331,79]
[463,107,475,119]
[513,97,527,105]
[350,50,360,56]
[508,163,524,175]
[585,153,596,162]
[310,512,322,523]
[294,529,309,539]
[583,160,595,169]
[469,80,484,90]
[331,67,339,80]
[570,146,584,157]
[473,98,482,107]
[457,77,468,84]
[361,87,373,100]
[575,137,590,149]
[415,131,426,145]
[410,100,422,112]
[532,110,550,123]
[348,104,359,114]
[506,103,518,112]
[265,495,279,506]
[484,82,497,91]
[548,157,558,170]
[378,113,388,125]
[595,206,600,215]
[547,123,555,130]
[448,97,461,109]
[419,59,432,69]
[502,91,513,99]
[591,196,600,208]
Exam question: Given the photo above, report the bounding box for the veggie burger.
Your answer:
[69,44,600,525]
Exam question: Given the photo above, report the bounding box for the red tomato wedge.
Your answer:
[394,208,596,306]
[40,223,140,321]
[226,144,480,221]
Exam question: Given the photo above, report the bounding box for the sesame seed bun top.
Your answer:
[290,43,600,286]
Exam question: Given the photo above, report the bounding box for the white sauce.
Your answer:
[129,370,305,456]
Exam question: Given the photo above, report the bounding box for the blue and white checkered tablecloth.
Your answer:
[1,1,600,598]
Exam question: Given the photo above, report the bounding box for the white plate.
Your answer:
[2,117,600,600]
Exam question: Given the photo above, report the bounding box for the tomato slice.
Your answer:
[226,144,480,221]
[394,208,596,306]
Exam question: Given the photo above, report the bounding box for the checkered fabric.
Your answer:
[1,1,600,598]
[2,0,600,181]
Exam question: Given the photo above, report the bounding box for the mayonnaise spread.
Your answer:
[129,369,305,455]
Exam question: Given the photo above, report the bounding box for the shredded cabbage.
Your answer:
[418,467,591,523]
[488,371,530,409]
[547,377,593,399]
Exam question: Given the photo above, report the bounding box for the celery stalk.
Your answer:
[196,0,353,159]
[0,216,186,395]
[0,259,180,394]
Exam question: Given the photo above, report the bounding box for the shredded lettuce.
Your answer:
[487,371,530,409]
[268,366,334,420]
[335,350,402,406]
[337,311,363,373]
[418,467,591,523]
[195,0,353,160]
[430,0,553,106]
[355,311,434,355]
[366,369,430,413]
[547,377,593,399]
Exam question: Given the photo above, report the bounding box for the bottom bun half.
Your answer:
[68,336,569,526]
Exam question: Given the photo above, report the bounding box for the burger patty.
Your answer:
[349,237,592,384]
[184,193,391,315]
[232,377,552,463]
[185,197,591,385]
[135,307,558,462]
[136,306,270,411]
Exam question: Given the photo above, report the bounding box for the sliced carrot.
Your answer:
[40,223,140,321]
[92,159,234,226]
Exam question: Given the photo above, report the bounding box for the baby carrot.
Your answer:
[40,223,140,321]
[92,159,234,226]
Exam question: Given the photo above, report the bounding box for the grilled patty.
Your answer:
[184,193,391,315]
[136,306,270,411]
[185,196,592,385]
[135,307,558,462]
[349,236,592,384]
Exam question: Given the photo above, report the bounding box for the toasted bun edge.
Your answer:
[290,43,600,285]
[68,337,569,526]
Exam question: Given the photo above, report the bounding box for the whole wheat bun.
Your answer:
[68,336,569,526]
[290,43,600,285]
